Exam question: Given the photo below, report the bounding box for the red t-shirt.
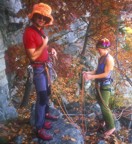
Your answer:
[23,26,49,63]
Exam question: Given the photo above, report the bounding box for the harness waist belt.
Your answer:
[30,61,46,65]
[100,87,111,92]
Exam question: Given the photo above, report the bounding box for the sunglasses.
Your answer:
[34,14,50,23]
[37,15,45,21]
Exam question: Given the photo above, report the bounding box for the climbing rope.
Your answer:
[80,75,87,136]
[116,106,132,120]
[54,75,88,137]
[55,93,81,131]
[96,85,110,111]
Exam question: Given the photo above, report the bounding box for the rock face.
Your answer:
[29,104,84,144]
[0,1,18,122]
[0,0,131,124]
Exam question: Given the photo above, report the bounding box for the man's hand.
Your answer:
[51,48,57,59]
[42,36,48,46]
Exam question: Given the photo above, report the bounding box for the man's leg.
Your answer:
[44,78,58,121]
[45,85,51,114]
[33,68,52,140]
[35,90,48,129]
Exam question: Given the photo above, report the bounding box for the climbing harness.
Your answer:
[31,61,57,84]
[21,59,57,107]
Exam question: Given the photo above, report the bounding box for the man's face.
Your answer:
[33,13,50,28]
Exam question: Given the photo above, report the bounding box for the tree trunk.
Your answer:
[81,23,91,56]
[20,77,33,107]
[20,66,33,107]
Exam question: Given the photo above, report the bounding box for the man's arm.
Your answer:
[26,37,48,61]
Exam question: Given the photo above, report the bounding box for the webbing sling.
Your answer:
[30,25,46,38]
[29,26,51,85]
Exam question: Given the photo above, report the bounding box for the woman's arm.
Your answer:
[83,70,96,75]
[83,55,114,80]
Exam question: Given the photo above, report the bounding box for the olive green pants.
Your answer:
[96,85,115,130]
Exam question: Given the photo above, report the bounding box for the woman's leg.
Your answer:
[96,85,115,137]
[100,86,115,130]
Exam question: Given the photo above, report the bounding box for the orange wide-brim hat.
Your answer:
[28,3,54,26]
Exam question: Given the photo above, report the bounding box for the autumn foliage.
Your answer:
[5,44,29,80]
[2,1,132,143]
[5,0,131,87]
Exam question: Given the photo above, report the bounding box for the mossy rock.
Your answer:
[0,137,9,144]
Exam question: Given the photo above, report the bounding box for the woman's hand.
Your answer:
[83,71,94,81]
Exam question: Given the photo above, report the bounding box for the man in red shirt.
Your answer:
[23,3,57,141]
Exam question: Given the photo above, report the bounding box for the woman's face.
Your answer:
[96,47,101,54]
[96,47,105,55]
